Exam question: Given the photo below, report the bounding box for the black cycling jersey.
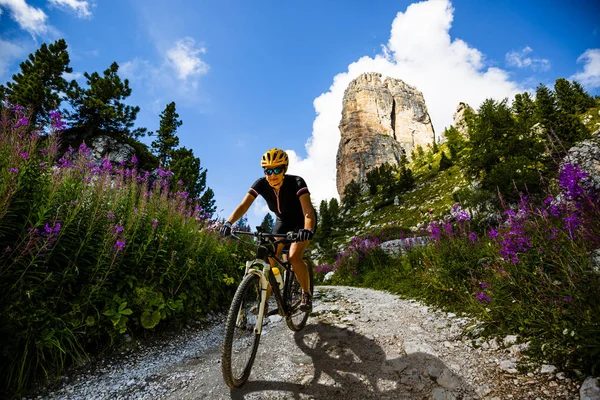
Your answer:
[249,174,310,227]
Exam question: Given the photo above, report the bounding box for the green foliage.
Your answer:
[169,147,215,215]
[342,179,361,209]
[66,62,146,140]
[0,109,241,398]
[438,151,452,171]
[259,213,274,232]
[314,199,339,262]
[152,102,182,167]
[443,126,466,159]
[535,82,590,151]
[465,98,544,198]
[0,39,72,127]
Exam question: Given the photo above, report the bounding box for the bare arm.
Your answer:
[226,194,255,225]
[299,193,316,231]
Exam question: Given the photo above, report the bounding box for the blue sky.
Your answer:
[1,0,599,229]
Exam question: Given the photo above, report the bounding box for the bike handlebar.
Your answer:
[231,230,299,243]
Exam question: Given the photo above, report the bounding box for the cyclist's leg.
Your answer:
[289,240,311,294]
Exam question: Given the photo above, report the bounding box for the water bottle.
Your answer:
[272,267,284,290]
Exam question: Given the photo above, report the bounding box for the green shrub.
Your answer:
[0,106,243,397]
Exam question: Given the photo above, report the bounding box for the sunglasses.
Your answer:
[264,167,284,176]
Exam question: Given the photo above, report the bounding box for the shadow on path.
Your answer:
[230,322,474,399]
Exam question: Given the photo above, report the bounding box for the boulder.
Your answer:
[90,135,136,165]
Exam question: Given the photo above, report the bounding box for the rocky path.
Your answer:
[36,286,594,400]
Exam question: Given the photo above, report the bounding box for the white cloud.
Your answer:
[571,48,600,88]
[252,197,272,221]
[0,38,27,78]
[62,71,83,81]
[288,0,525,206]
[506,46,550,71]
[120,38,210,106]
[0,0,49,37]
[166,37,209,80]
[48,0,93,19]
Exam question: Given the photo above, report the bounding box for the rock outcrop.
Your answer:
[336,73,435,199]
[452,102,473,138]
[90,135,136,165]
[562,128,600,189]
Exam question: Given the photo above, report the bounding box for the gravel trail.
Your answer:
[34,286,585,400]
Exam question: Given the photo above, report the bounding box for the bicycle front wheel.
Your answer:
[285,257,314,331]
[221,273,263,388]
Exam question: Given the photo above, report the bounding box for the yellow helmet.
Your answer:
[260,148,289,171]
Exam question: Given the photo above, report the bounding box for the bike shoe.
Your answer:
[299,292,312,312]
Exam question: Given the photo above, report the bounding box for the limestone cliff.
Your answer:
[336,72,435,199]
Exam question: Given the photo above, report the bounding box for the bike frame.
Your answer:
[232,231,295,335]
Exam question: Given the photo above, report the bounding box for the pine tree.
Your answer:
[0,39,72,127]
[169,147,215,215]
[554,78,578,115]
[328,198,341,227]
[152,102,181,167]
[198,188,216,216]
[438,151,452,171]
[259,213,275,232]
[66,62,146,140]
[443,126,465,159]
[512,92,536,134]
[571,81,596,113]
[535,82,588,150]
[233,215,250,232]
[342,179,361,209]
[366,168,379,195]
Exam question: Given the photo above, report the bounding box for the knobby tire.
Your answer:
[221,273,262,388]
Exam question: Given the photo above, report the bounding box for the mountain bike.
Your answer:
[221,229,314,389]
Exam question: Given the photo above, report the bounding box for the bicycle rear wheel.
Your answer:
[285,257,314,331]
[221,273,263,388]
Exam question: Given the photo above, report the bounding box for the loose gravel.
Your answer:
[28,286,595,400]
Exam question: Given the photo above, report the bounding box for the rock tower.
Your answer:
[336,72,435,199]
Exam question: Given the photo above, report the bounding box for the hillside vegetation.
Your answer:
[313,81,600,378]
[0,109,246,398]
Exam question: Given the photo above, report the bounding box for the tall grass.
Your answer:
[0,106,243,397]
[327,164,600,376]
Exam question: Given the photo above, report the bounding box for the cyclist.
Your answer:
[219,148,316,311]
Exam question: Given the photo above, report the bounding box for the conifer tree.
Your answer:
[152,102,182,167]
[259,214,275,232]
[169,147,215,215]
[233,215,250,232]
[66,62,146,140]
[443,126,465,159]
[316,199,331,242]
[342,179,361,209]
[328,198,341,226]
[0,39,72,127]
[438,151,452,170]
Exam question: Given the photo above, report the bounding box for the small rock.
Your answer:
[499,360,518,373]
[540,364,557,374]
[503,335,518,347]
[580,376,600,400]
[476,385,492,397]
